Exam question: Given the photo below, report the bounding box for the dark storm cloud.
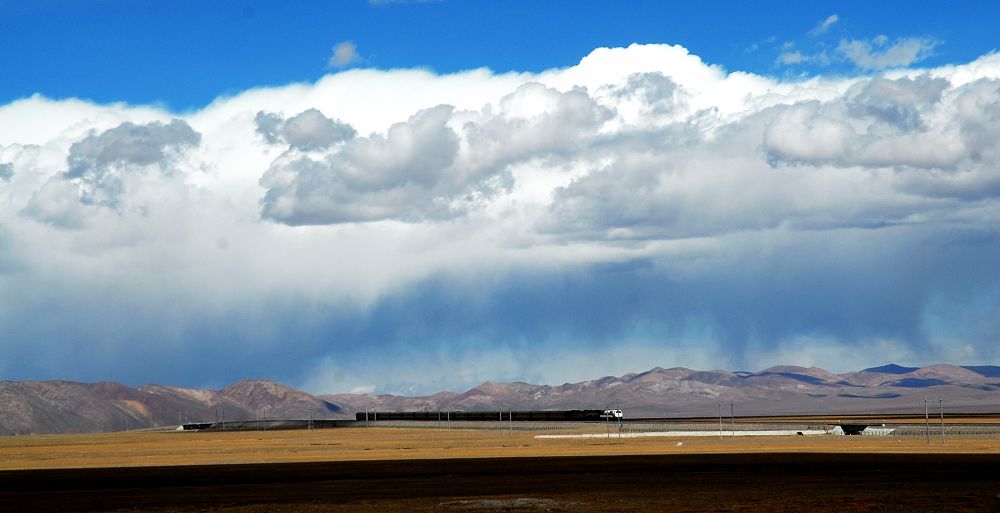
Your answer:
[357,227,990,354]
[3,222,997,392]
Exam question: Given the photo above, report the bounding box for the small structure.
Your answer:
[829,421,894,436]
[860,426,895,436]
[838,422,871,435]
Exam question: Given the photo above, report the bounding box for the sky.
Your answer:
[1,1,999,395]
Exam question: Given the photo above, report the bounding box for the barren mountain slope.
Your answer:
[4,363,1000,435]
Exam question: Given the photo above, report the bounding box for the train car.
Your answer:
[354,409,616,422]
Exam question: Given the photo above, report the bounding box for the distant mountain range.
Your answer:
[3,364,1000,435]
[0,380,342,435]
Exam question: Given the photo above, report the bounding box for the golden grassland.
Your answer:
[2,426,999,471]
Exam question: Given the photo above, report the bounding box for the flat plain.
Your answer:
[2,425,1000,512]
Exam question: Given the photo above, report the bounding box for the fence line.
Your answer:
[352,420,1000,438]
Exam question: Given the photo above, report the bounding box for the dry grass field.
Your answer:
[2,426,1000,512]
[1,425,999,470]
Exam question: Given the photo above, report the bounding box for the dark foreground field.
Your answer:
[2,453,999,513]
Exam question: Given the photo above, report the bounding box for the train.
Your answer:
[354,409,623,422]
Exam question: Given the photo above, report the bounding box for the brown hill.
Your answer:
[323,364,1000,419]
[3,364,1000,435]
[219,380,342,419]
[0,379,341,435]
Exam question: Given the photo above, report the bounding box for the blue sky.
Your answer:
[3,1,999,109]
[1,1,999,395]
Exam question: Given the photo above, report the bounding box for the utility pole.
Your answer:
[924,396,929,444]
[939,397,945,444]
[718,402,723,439]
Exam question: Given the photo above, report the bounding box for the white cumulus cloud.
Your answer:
[1,43,999,393]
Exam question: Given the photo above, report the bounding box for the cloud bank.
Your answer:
[837,36,940,71]
[778,15,938,73]
[1,43,999,394]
